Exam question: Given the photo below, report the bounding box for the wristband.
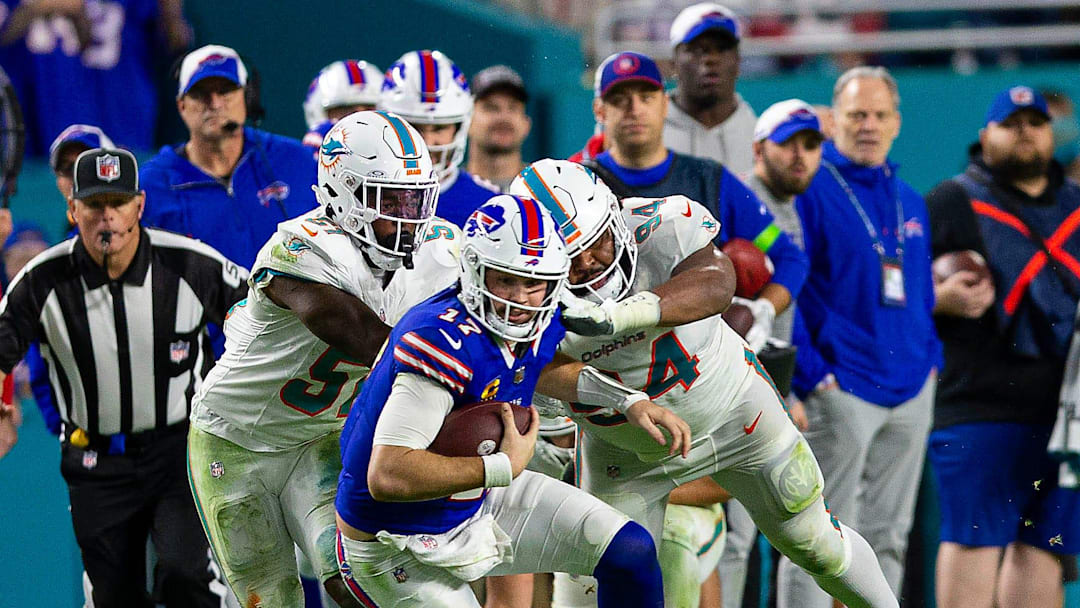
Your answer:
[482,452,513,488]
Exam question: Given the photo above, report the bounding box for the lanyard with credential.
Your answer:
[822,160,908,307]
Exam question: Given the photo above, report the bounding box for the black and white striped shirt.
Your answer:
[0,228,248,436]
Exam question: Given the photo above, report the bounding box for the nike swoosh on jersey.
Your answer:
[302,225,318,237]
[682,202,693,217]
[743,411,763,434]
[438,328,463,350]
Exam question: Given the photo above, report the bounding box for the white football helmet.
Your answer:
[378,50,473,181]
[459,195,570,342]
[314,110,440,270]
[303,59,383,130]
[509,159,638,303]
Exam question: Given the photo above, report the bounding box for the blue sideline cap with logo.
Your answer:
[72,148,140,199]
[754,99,823,143]
[49,124,115,172]
[985,86,1050,125]
[178,44,249,97]
[595,51,663,99]
[670,2,741,48]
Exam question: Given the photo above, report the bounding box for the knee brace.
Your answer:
[765,437,825,515]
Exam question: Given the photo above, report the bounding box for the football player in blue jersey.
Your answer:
[335,194,691,608]
[301,59,383,158]
[379,50,501,229]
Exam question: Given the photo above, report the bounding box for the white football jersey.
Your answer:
[191,210,461,451]
[559,196,752,460]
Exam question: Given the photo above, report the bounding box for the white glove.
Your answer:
[560,291,661,336]
[731,296,775,353]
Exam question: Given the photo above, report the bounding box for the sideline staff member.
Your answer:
[0,148,247,607]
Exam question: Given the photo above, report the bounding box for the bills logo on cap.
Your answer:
[96,154,121,182]
[199,53,229,67]
[614,53,641,75]
[1009,86,1035,106]
[790,107,816,120]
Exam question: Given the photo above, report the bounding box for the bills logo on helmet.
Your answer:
[465,204,507,238]
[96,154,121,182]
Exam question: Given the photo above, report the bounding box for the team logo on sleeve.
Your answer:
[701,218,718,233]
[96,154,121,182]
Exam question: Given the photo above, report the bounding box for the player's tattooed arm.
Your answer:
[537,353,692,457]
[655,243,735,326]
[263,275,390,365]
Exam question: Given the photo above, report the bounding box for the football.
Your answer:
[722,238,775,298]
[428,401,533,458]
[723,302,755,338]
[932,250,992,284]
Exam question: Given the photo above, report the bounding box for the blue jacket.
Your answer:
[793,141,941,405]
[595,150,808,297]
[436,170,501,229]
[140,127,318,269]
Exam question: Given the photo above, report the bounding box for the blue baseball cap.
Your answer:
[754,99,823,143]
[49,124,114,172]
[4,222,46,250]
[595,51,663,100]
[670,3,741,48]
[985,86,1050,125]
[178,44,248,97]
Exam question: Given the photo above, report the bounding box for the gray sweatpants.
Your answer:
[777,372,934,608]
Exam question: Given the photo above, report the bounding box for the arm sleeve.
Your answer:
[0,267,45,374]
[720,170,809,297]
[373,373,454,449]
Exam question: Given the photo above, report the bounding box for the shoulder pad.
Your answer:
[392,325,476,394]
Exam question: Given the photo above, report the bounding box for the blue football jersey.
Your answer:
[336,287,566,535]
[437,170,500,229]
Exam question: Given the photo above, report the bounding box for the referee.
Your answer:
[0,148,247,607]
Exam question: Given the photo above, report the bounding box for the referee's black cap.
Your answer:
[72,148,139,200]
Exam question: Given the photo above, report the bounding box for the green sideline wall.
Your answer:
[3,1,1080,605]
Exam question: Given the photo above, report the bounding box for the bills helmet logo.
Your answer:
[1009,86,1035,106]
[465,204,507,238]
[96,154,121,182]
[257,181,291,207]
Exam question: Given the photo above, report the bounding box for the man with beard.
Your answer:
[664,3,756,176]
[466,65,532,192]
[926,86,1080,608]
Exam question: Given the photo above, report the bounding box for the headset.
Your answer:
[169,51,265,126]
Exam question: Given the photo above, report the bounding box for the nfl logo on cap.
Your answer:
[96,154,121,182]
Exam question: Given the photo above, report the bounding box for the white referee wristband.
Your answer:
[482,452,513,488]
